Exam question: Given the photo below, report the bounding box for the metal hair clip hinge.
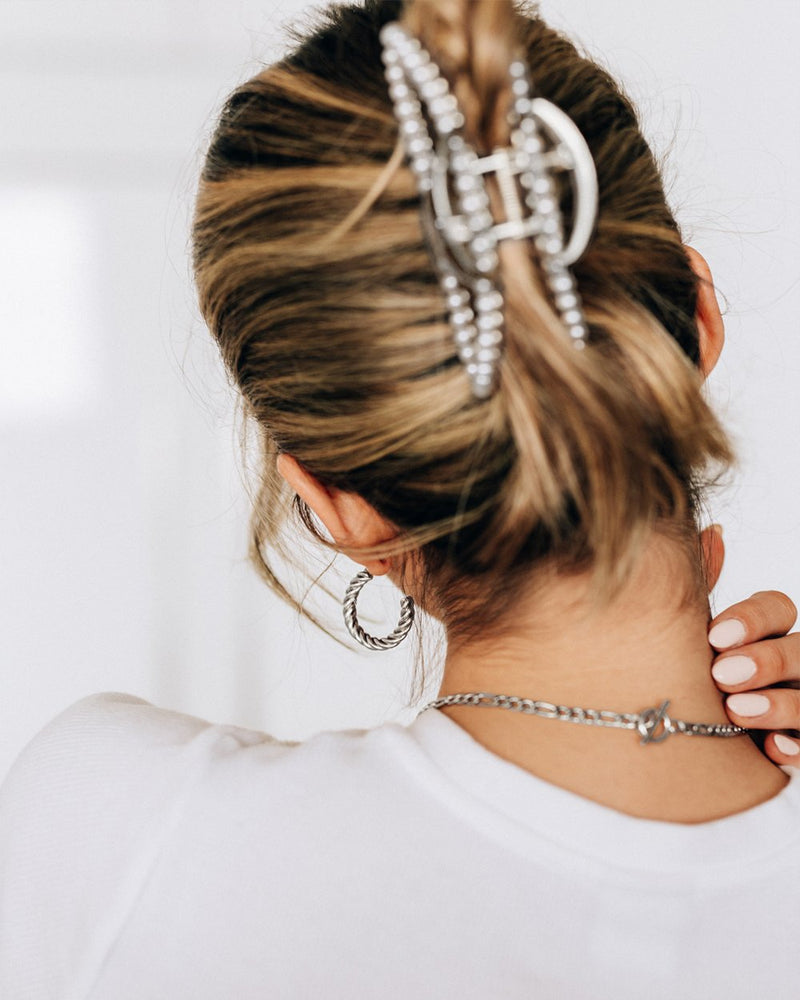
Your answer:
[430,101,598,269]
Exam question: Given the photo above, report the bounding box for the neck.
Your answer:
[437,532,787,823]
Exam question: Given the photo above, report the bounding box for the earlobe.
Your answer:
[685,246,725,379]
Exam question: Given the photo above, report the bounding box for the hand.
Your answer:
[709,591,800,765]
[700,525,800,765]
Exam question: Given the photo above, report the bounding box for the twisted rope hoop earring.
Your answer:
[343,569,415,650]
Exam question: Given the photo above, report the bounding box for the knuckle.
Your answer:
[749,590,797,634]
[780,688,800,726]
[741,596,768,636]
[779,592,798,627]
[762,640,790,682]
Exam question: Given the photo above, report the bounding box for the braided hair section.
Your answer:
[402,0,518,152]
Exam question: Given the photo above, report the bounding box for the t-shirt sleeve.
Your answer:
[0,692,266,1000]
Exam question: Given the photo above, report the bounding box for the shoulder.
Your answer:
[0,693,416,995]
[0,690,425,861]
[0,691,401,841]
[0,693,281,916]
[0,690,420,831]
[0,692,278,826]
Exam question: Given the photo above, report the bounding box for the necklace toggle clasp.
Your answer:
[637,700,674,745]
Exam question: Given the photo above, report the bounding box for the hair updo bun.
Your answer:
[192,0,732,669]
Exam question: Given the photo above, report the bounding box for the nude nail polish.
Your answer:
[708,618,746,650]
[726,693,770,717]
[774,734,800,757]
[711,655,756,686]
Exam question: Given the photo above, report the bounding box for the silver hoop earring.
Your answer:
[343,569,415,650]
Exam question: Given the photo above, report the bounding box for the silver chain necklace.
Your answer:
[422,693,748,746]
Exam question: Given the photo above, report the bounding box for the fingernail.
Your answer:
[711,655,756,685]
[708,618,746,649]
[710,523,724,538]
[774,734,800,757]
[726,693,770,717]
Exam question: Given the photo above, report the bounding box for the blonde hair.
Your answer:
[192,0,732,662]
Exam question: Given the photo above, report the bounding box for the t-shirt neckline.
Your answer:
[404,706,800,873]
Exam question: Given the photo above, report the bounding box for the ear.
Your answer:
[685,246,725,379]
[275,453,394,576]
[699,523,725,593]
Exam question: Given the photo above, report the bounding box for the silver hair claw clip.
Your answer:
[380,21,598,398]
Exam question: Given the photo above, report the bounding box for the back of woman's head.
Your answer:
[192,0,732,645]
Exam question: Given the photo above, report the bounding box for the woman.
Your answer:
[2,0,800,996]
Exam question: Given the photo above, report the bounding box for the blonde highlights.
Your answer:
[192,0,733,655]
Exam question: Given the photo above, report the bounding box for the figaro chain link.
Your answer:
[422,693,748,746]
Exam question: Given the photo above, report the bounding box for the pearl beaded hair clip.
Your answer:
[379,21,598,398]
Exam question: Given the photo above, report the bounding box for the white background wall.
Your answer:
[2,0,798,780]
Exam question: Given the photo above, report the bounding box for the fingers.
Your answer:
[708,590,798,650]
[711,631,800,742]
[763,732,800,766]
[709,591,800,768]
[712,633,800,691]
[721,687,800,769]
[713,647,800,767]
[723,686,800,732]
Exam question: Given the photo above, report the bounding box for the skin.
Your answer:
[277,249,800,821]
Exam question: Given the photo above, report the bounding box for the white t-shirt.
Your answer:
[1,692,799,1000]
